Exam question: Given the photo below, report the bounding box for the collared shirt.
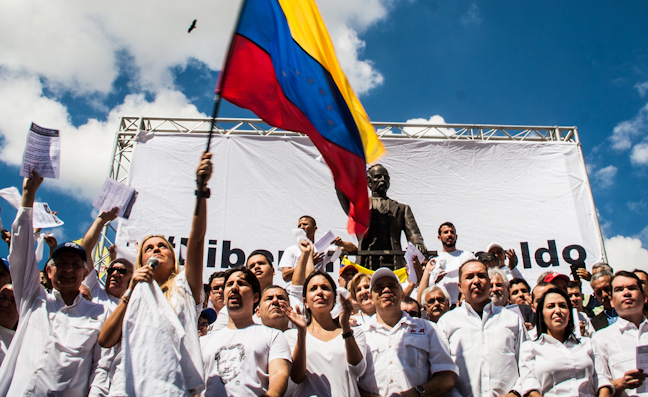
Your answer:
[592,316,648,397]
[603,308,619,326]
[359,312,458,396]
[437,301,528,397]
[432,250,476,303]
[518,334,598,397]
[0,207,110,397]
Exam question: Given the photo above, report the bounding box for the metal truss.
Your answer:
[95,116,589,273]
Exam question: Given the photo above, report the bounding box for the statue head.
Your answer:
[367,164,390,196]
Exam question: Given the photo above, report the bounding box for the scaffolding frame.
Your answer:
[94,116,605,270]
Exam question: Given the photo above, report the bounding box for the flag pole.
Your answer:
[195,0,248,216]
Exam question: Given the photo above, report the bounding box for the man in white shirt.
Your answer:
[437,259,527,397]
[359,268,457,397]
[279,216,320,282]
[201,267,291,396]
[0,174,110,397]
[593,271,648,397]
[432,222,476,304]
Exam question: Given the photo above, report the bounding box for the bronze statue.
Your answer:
[358,164,426,270]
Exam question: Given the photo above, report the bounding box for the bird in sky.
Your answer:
[188,19,197,33]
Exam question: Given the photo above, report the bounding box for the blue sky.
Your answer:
[1,0,647,269]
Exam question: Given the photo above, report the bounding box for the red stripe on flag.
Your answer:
[221,34,368,234]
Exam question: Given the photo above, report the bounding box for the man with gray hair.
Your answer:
[591,270,618,331]
[420,285,450,323]
[488,268,509,307]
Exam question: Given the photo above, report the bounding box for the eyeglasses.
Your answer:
[426,297,447,305]
[210,285,224,292]
[107,267,129,276]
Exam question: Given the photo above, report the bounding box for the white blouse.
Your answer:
[518,334,598,397]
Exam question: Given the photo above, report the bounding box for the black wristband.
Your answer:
[195,188,211,198]
[342,330,354,339]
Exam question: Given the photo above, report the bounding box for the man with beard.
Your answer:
[437,260,527,397]
[427,222,475,304]
[212,250,302,331]
[200,267,291,396]
[358,165,426,270]
[359,268,457,397]
[593,271,648,397]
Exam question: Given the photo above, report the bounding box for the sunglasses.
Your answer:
[425,297,447,305]
[107,267,129,276]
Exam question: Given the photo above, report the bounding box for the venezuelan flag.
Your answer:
[217,0,385,236]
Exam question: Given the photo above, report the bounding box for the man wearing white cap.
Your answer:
[359,268,457,397]
[486,242,524,280]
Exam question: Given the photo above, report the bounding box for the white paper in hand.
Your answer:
[93,178,138,219]
[637,345,648,393]
[572,308,582,338]
[429,258,446,286]
[0,187,22,209]
[292,228,308,244]
[314,230,336,254]
[404,242,425,284]
[33,202,63,229]
[21,123,61,179]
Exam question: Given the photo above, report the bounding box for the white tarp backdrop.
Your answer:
[116,133,604,285]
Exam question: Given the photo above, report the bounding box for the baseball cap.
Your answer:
[200,308,218,324]
[370,267,400,290]
[51,242,87,263]
[543,272,570,284]
[486,242,503,252]
[339,263,359,276]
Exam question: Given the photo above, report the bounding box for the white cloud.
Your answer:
[0,0,396,202]
[592,165,617,189]
[0,71,205,201]
[604,235,648,272]
[461,3,482,26]
[630,142,648,165]
[610,103,648,151]
[636,81,648,97]
[627,199,647,213]
[402,115,456,138]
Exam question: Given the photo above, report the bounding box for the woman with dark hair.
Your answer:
[517,288,599,397]
[283,270,366,397]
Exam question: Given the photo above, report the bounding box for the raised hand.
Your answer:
[279,300,307,330]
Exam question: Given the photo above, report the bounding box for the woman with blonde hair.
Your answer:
[98,152,212,396]
[346,272,375,324]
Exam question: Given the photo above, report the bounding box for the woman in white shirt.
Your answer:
[285,270,366,397]
[518,288,600,397]
[98,152,212,395]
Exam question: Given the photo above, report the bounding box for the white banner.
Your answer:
[116,133,604,286]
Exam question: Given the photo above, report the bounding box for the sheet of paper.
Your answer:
[404,242,425,284]
[20,122,61,179]
[573,308,582,338]
[429,258,446,286]
[637,345,648,394]
[0,187,22,209]
[292,228,308,244]
[33,202,64,229]
[92,178,138,219]
[314,230,336,254]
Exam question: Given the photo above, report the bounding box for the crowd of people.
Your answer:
[0,154,646,397]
